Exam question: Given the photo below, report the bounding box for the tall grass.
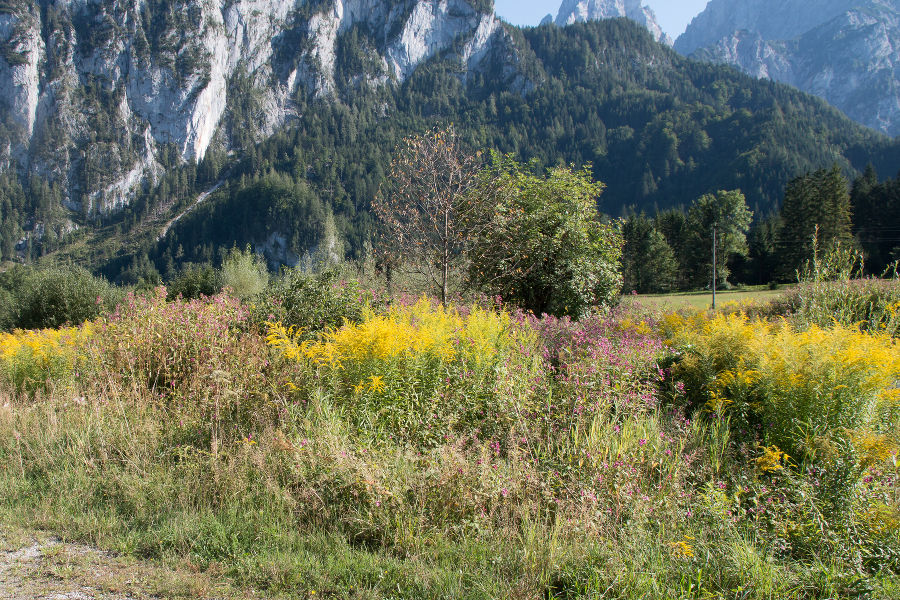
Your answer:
[0,284,898,598]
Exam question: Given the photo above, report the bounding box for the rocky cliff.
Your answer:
[676,0,900,136]
[553,0,670,45]
[0,0,504,212]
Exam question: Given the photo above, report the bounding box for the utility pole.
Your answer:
[711,223,717,310]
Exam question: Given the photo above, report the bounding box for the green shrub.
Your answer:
[254,269,384,335]
[167,264,222,300]
[220,247,268,300]
[15,266,120,329]
[0,287,15,331]
[786,242,900,335]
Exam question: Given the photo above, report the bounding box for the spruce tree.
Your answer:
[622,214,678,294]
[778,165,852,278]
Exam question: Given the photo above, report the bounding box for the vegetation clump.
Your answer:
[0,269,897,597]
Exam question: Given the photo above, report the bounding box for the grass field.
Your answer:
[1,278,898,599]
[627,286,789,310]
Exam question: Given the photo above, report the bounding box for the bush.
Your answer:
[220,247,268,300]
[0,287,15,331]
[786,242,900,335]
[167,264,222,301]
[15,266,119,330]
[469,155,623,317]
[254,269,384,335]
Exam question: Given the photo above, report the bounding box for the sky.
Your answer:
[493,0,711,38]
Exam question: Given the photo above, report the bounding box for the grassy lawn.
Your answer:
[627,286,789,310]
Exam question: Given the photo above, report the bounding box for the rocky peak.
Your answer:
[675,0,900,136]
[675,0,855,55]
[0,0,502,211]
[554,0,671,45]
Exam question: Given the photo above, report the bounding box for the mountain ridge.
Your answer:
[0,0,506,212]
[553,0,670,45]
[676,0,900,136]
[1,3,899,275]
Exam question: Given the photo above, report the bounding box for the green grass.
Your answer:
[627,286,789,310]
[1,289,897,599]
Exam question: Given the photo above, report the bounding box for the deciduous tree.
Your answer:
[468,154,623,316]
[373,127,482,305]
[686,190,753,288]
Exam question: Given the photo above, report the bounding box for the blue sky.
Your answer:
[493,0,711,38]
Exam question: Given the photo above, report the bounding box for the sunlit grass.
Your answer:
[1,286,897,598]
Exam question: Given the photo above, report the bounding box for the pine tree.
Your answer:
[778,165,852,278]
[621,214,678,293]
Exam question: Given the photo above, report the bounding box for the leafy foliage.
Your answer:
[220,246,268,300]
[252,268,385,335]
[166,263,222,301]
[686,190,753,288]
[4,265,119,330]
[469,155,623,316]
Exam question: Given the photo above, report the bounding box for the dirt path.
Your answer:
[0,533,141,600]
[157,179,225,241]
[0,529,249,600]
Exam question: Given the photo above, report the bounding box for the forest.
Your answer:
[2,19,900,286]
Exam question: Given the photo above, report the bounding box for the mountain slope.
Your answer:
[0,0,502,214]
[136,20,900,278]
[677,0,900,136]
[1,6,899,276]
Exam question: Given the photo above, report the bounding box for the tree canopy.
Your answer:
[468,155,623,316]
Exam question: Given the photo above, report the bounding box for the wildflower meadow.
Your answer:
[0,271,898,599]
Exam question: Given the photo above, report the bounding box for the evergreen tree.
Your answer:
[655,208,692,289]
[852,166,900,274]
[778,165,853,278]
[621,214,678,293]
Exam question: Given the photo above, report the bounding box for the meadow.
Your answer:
[0,272,898,599]
[629,287,786,310]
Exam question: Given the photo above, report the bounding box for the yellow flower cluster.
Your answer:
[671,535,696,558]
[267,297,515,369]
[0,325,93,390]
[666,312,900,417]
[851,432,897,468]
[756,445,789,473]
[0,325,90,362]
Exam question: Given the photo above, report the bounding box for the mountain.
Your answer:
[553,0,670,45]
[1,2,899,276]
[676,0,900,136]
[0,0,503,214]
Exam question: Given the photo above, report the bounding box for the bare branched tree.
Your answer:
[373,126,484,305]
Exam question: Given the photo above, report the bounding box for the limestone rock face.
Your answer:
[0,0,502,211]
[554,0,671,45]
[677,0,900,136]
[675,0,854,56]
